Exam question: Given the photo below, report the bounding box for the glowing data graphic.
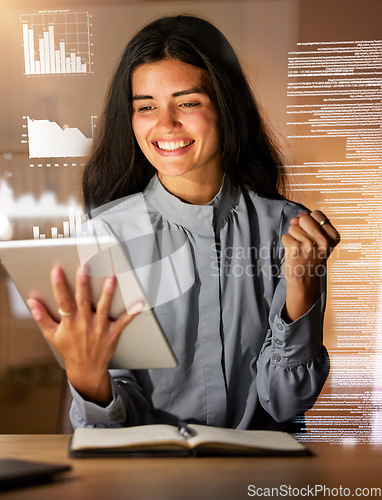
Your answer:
[33,207,83,239]
[21,11,92,75]
[26,116,94,158]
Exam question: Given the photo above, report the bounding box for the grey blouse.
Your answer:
[70,174,329,430]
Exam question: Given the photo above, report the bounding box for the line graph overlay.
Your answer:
[20,11,92,75]
[26,116,94,158]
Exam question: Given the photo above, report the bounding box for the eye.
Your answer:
[136,105,155,113]
[179,102,201,109]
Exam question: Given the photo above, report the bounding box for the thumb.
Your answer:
[289,211,310,226]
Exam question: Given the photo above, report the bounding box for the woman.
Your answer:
[27,15,340,430]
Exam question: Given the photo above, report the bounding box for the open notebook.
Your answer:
[69,423,310,457]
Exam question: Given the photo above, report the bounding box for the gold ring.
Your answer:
[319,218,330,226]
[58,308,72,317]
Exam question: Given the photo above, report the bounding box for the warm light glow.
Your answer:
[0,212,13,240]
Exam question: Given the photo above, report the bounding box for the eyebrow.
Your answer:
[133,87,203,100]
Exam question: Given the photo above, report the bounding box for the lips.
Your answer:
[152,139,195,152]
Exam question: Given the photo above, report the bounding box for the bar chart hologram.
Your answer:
[27,116,93,158]
[21,12,92,76]
[33,207,84,239]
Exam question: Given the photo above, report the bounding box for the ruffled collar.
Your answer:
[143,174,240,230]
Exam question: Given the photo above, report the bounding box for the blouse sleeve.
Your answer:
[255,202,330,423]
[69,370,150,428]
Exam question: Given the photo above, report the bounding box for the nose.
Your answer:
[156,106,180,132]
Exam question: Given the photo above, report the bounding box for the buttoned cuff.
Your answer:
[270,296,324,365]
[69,375,127,427]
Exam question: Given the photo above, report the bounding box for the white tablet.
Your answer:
[0,237,177,370]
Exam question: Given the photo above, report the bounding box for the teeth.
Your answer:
[156,140,193,151]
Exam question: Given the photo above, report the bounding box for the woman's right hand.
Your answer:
[27,265,144,406]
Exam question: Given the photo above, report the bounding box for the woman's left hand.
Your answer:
[281,210,340,322]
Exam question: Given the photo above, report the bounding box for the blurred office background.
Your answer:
[0,0,381,440]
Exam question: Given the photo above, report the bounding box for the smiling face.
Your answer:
[131,58,221,191]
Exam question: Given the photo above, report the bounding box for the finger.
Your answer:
[309,210,341,245]
[290,211,340,248]
[298,212,338,250]
[26,298,59,340]
[281,233,302,259]
[287,224,333,266]
[288,223,316,246]
[291,215,331,258]
[95,276,117,329]
[310,209,327,225]
[51,266,76,320]
[74,265,92,320]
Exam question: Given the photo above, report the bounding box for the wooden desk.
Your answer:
[0,435,381,499]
